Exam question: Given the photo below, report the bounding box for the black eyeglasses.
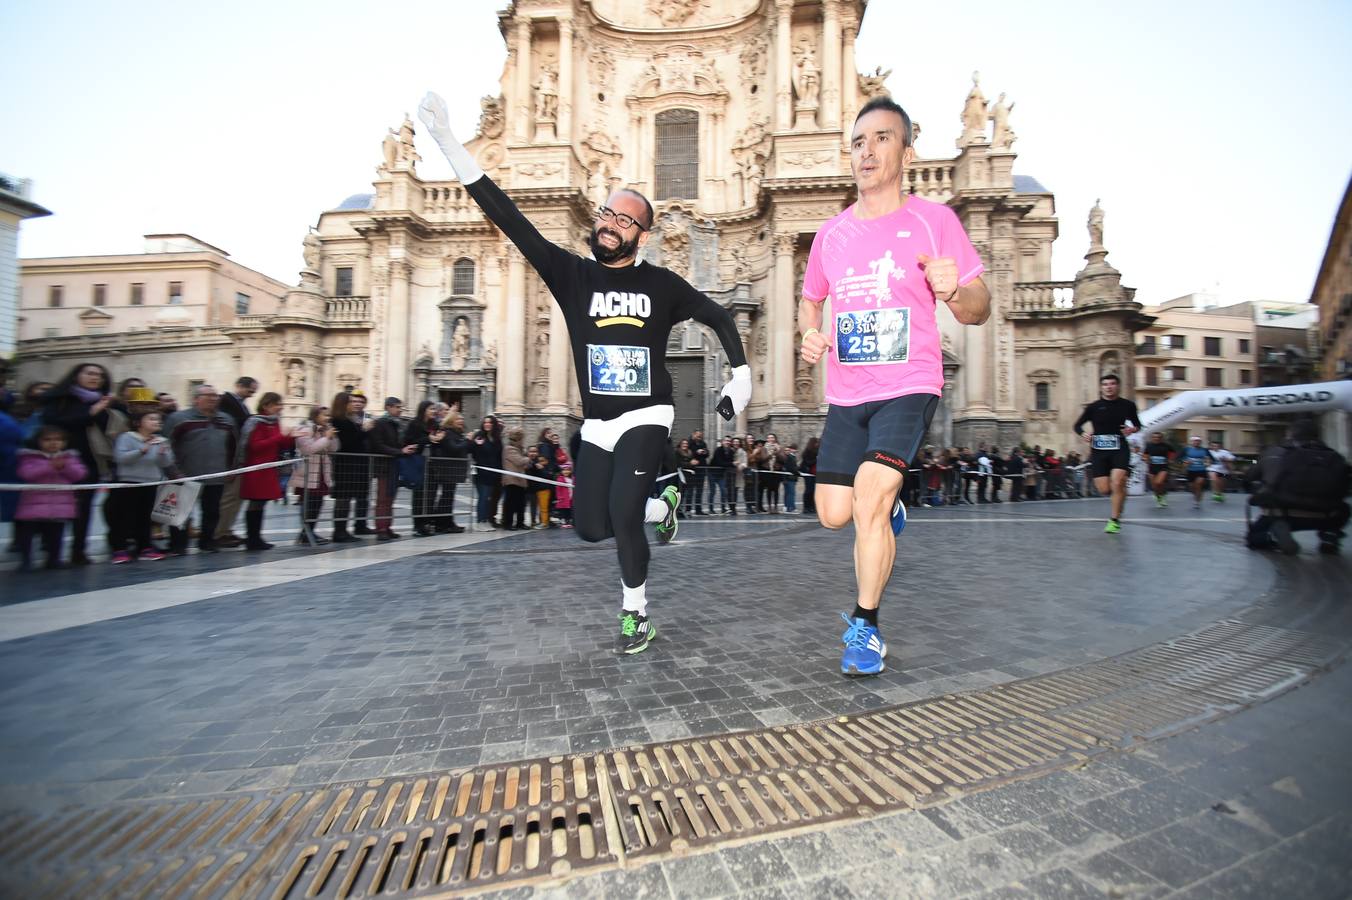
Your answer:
[595,206,647,232]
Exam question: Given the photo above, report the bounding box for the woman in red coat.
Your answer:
[237,391,295,550]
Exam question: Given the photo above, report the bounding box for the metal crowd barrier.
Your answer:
[293,452,475,544]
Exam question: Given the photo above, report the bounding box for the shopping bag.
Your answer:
[151,480,201,527]
[398,455,425,488]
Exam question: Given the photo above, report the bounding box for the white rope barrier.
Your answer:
[0,458,297,492]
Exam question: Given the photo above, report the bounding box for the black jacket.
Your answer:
[220,392,250,429]
[689,437,710,468]
[41,389,112,483]
[469,431,503,484]
[711,446,735,469]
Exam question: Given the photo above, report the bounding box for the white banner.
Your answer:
[1136,381,1352,438]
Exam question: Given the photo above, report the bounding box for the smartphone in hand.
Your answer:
[716,395,735,421]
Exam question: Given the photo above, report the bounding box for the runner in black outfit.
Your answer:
[1143,432,1176,508]
[1072,373,1141,533]
[419,91,753,654]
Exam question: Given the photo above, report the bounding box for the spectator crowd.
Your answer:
[7,361,1331,572]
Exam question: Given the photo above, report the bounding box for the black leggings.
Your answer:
[574,425,667,589]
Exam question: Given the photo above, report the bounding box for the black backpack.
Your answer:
[1258,443,1350,512]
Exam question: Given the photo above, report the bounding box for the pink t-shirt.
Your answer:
[802,196,984,406]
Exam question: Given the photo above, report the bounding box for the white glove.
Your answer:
[719,365,753,416]
[417,91,484,184]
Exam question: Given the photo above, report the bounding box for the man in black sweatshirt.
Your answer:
[1073,373,1141,533]
[420,91,753,655]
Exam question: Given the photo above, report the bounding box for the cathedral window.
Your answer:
[452,258,476,295]
[654,109,699,201]
[335,267,354,297]
[1034,382,1050,411]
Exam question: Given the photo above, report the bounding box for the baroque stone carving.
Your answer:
[740,34,768,80]
[858,66,891,99]
[780,149,835,168]
[477,95,505,139]
[514,161,564,180]
[647,0,701,27]
[477,143,504,170]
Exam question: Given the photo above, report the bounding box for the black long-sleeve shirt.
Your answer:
[466,176,746,420]
[1073,397,1141,448]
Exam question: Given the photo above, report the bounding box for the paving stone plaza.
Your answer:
[1,498,1349,897]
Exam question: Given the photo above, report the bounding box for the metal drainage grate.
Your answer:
[0,617,1344,899]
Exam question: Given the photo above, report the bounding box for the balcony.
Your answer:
[1011,281,1076,314]
[327,296,370,323]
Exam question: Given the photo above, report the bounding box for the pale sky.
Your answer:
[3,0,1349,306]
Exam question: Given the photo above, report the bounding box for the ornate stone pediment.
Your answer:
[630,48,726,99]
[591,0,759,30]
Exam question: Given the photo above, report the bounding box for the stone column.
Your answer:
[734,311,753,434]
[512,17,533,143]
[500,246,527,412]
[821,0,841,129]
[771,233,797,410]
[546,299,570,411]
[841,19,858,138]
[557,17,574,143]
[387,258,411,400]
[774,0,793,131]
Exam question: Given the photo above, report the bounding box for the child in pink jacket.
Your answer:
[16,426,89,570]
[555,462,574,528]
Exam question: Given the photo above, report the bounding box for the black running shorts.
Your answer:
[1090,448,1131,478]
[815,394,939,487]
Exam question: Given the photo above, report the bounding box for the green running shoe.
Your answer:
[655,484,680,544]
[616,611,656,655]
[1104,520,1121,534]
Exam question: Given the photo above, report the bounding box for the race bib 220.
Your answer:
[587,344,651,396]
[835,308,909,365]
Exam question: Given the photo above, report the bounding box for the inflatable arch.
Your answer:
[1123,381,1352,494]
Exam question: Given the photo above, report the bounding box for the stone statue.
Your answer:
[1088,199,1105,248]
[990,92,1016,149]
[534,65,559,123]
[959,72,989,147]
[483,339,497,368]
[858,66,891,99]
[286,360,306,398]
[536,331,549,370]
[302,232,321,271]
[450,318,470,371]
[794,45,821,107]
[394,114,416,165]
[477,95,505,139]
[381,130,398,170]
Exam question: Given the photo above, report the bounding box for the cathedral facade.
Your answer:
[18,0,1147,451]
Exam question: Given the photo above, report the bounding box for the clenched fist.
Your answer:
[800,328,830,365]
[917,253,959,301]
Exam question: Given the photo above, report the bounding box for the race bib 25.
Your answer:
[835,308,910,366]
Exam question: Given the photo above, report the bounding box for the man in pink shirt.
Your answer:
[799,96,990,676]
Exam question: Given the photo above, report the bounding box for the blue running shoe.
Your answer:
[891,493,907,535]
[840,613,887,676]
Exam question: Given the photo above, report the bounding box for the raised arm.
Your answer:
[679,282,752,417]
[418,91,564,282]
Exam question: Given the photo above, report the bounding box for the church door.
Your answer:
[668,357,704,441]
